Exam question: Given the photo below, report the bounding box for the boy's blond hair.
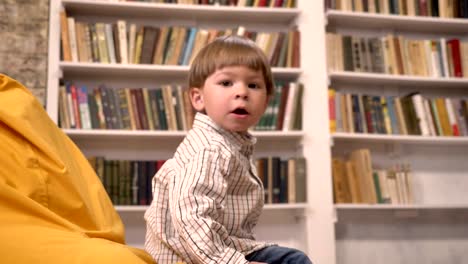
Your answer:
[188,35,274,96]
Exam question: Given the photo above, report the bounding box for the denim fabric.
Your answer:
[245,245,313,264]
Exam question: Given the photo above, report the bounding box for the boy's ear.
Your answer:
[189,87,205,112]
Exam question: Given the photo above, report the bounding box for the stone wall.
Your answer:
[0,0,49,105]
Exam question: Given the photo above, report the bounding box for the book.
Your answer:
[128,23,137,64]
[332,157,351,203]
[142,88,155,130]
[58,84,70,128]
[75,22,91,62]
[95,23,110,63]
[155,88,168,130]
[104,23,117,63]
[345,160,362,203]
[152,26,171,65]
[117,89,132,130]
[135,88,149,130]
[162,86,176,130]
[270,156,282,203]
[180,27,198,65]
[77,85,92,129]
[59,9,72,61]
[69,83,82,129]
[148,89,161,130]
[188,29,209,64]
[293,157,307,203]
[350,148,377,204]
[117,20,128,64]
[89,23,100,62]
[67,16,78,62]
[140,26,159,65]
[133,26,145,64]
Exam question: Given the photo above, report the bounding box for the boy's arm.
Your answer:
[169,148,248,264]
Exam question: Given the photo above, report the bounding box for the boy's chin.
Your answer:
[222,124,250,133]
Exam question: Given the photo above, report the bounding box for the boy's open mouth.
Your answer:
[232,108,249,115]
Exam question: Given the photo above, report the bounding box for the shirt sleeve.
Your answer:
[168,148,248,264]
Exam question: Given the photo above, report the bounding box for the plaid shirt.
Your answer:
[144,113,271,264]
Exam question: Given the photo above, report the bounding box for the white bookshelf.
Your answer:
[66,129,305,160]
[326,9,468,34]
[325,5,468,264]
[47,0,316,260]
[331,132,468,145]
[59,61,302,79]
[63,0,300,24]
[116,203,309,213]
[64,128,304,138]
[329,71,468,88]
[335,203,468,210]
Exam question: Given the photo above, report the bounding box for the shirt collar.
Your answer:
[192,112,256,156]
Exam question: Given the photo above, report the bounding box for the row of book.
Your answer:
[326,0,468,18]
[113,0,297,7]
[256,156,307,204]
[87,157,166,205]
[328,89,468,137]
[59,82,194,131]
[254,82,303,131]
[60,12,301,67]
[59,81,303,131]
[86,156,306,205]
[332,148,414,204]
[326,33,468,78]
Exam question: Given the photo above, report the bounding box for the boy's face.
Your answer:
[190,65,269,133]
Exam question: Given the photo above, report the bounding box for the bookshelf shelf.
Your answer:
[326,10,468,34]
[59,62,303,79]
[333,204,468,224]
[329,71,468,88]
[65,129,304,139]
[331,132,468,145]
[66,130,305,162]
[335,203,468,210]
[116,203,308,213]
[65,129,305,153]
[63,0,300,24]
[64,128,187,138]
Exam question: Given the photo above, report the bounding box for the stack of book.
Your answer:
[326,33,468,78]
[328,89,468,137]
[117,0,297,7]
[255,156,307,204]
[325,0,468,18]
[60,11,301,68]
[254,82,303,131]
[331,148,414,205]
[87,157,167,205]
[59,82,194,131]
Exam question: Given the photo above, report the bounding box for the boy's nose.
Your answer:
[235,85,249,99]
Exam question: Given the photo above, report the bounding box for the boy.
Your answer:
[144,35,312,264]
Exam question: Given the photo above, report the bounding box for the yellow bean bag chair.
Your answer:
[0,74,155,264]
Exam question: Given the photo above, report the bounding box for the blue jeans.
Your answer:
[245,245,313,264]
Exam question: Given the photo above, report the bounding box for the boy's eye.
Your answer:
[220,81,232,86]
[248,83,260,89]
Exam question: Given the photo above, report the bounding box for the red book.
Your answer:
[257,0,268,7]
[70,83,82,129]
[447,39,463,77]
[156,160,166,170]
[419,0,428,16]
